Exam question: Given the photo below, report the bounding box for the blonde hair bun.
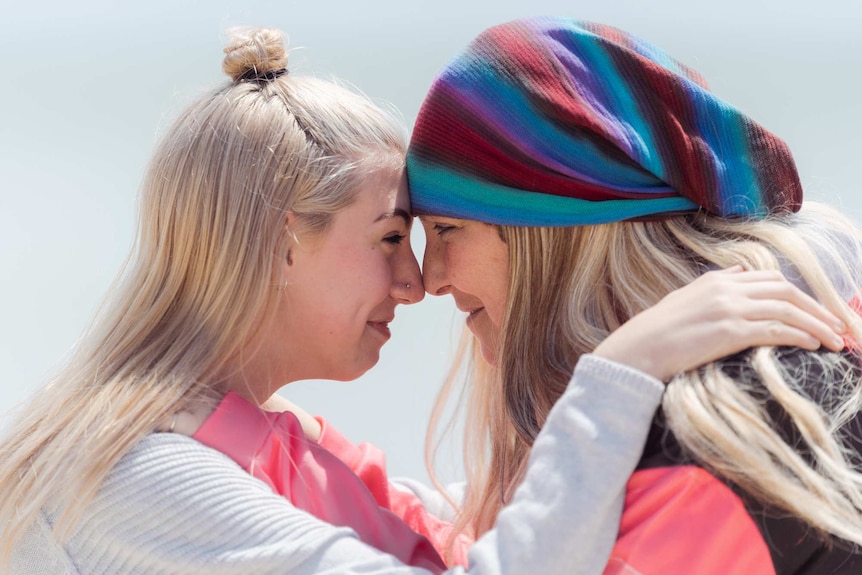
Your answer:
[222,27,288,82]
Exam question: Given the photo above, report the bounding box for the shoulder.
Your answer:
[82,432,328,533]
[608,466,775,575]
[59,434,358,574]
[97,432,336,532]
[113,431,259,481]
[96,432,280,506]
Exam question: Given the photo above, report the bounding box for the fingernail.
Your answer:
[832,334,846,350]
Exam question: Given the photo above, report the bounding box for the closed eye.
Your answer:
[384,233,406,245]
[433,224,455,235]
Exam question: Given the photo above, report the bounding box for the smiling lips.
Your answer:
[366,319,392,340]
[458,304,484,317]
[463,307,485,328]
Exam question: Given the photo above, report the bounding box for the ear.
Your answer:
[277,212,299,288]
[284,211,299,266]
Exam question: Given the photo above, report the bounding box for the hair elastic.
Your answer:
[239,67,288,82]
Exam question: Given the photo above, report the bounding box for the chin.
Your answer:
[331,354,380,382]
[328,367,370,382]
[478,341,498,366]
[469,323,500,367]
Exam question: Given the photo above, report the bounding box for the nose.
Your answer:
[421,235,450,297]
[391,242,425,305]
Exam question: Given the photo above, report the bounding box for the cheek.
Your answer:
[483,290,507,329]
[311,247,388,324]
[422,235,442,269]
[478,250,509,325]
[344,250,392,305]
[444,245,473,286]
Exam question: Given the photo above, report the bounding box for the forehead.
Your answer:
[418,214,470,225]
[352,168,409,212]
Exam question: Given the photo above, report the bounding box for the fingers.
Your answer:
[742,300,845,351]
[712,264,745,274]
[700,267,847,350]
[715,268,784,282]
[594,266,850,383]
[742,281,846,332]
[735,320,830,352]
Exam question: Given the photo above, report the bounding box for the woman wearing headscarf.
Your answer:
[408,17,862,574]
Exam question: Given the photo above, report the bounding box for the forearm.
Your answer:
[465,354,663,573]
[320,354,663,573]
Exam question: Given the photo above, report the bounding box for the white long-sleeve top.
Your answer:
[10,355,663,575]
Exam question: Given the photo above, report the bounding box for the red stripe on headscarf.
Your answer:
[412,84,676,201]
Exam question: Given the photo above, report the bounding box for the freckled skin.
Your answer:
[420,216,509,364]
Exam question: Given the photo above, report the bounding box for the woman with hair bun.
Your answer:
[409,17,862,574]
[0,26,846,575]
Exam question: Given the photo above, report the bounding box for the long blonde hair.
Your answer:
[430,202,862,553]
[0,26,405,561]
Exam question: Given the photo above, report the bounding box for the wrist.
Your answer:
[592,341,667,382]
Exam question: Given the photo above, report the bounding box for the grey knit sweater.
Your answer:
[10,355,663,575]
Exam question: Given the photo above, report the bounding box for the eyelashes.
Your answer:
[384,233,407,245]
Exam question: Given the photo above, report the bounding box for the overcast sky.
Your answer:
[2,0,861,482]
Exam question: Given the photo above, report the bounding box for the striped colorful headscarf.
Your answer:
[407,18,803,226]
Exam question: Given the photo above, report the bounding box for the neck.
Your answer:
[221,359,300,406]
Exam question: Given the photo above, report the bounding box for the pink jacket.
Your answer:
[192,392,471,571]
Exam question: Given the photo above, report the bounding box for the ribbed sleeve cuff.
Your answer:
[574,354,665,402]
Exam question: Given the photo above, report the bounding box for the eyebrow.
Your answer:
[374,208,411,226]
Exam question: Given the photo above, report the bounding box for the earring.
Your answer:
[405,283,411,289]
[279,250,293,291]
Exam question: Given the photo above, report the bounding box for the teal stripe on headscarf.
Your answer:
[407,18,802,226]
[688,86,765,216]
[407,156,700,226]
[568,27,665,178]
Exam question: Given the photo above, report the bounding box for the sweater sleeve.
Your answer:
[45,354,662,575]
[192,393,448,571]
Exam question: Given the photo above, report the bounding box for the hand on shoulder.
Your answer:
[593,266,847,381]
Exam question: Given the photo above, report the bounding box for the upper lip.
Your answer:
[368,317,394,324]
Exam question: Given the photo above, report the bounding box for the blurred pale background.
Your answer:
[1,0,860,483]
